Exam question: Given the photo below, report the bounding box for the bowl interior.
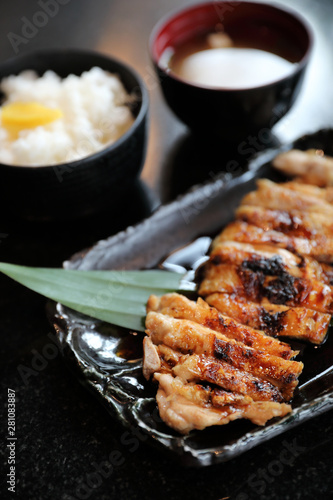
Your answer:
[0,49,145,128]
[0,50,149,220]
[151,1,311,76]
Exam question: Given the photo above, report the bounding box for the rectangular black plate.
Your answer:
[50,128,333,467]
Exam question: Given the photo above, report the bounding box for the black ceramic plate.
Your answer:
[50,129,333,467]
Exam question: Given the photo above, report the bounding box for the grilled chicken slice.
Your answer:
[199,262,333,315]
[142,160,333,434]
[172,352,284,402]
[237,205,333,238]
[163,369,255,406]
[272,149,333,186]
[158,343,183,366]
[238,400,292,427]
[209,240,333,285]
[155,373,235,433]
[155,373,291,433]
[142,337,161,380]
[210,240,298,269]
[215,220,333,263]
[212,390,253,406]
[242,179,333,215]
[236,205,333,265]
[146,312,303,400]
[283,181,333,203]
[147,293,295,359]
[143,343,285,402]
[206,293,330,344]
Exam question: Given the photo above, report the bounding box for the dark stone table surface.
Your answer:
[1,1,332,499]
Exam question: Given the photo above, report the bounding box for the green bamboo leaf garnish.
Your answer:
[0,262,195,331]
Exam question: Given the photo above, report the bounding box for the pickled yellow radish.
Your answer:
[0,68,134,166]
[1,102,63,136]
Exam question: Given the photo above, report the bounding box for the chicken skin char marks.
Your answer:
[142,151,333,434]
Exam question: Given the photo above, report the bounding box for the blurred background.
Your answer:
[1,0,333,206]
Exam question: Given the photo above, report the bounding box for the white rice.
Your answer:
[0,67,134,166]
